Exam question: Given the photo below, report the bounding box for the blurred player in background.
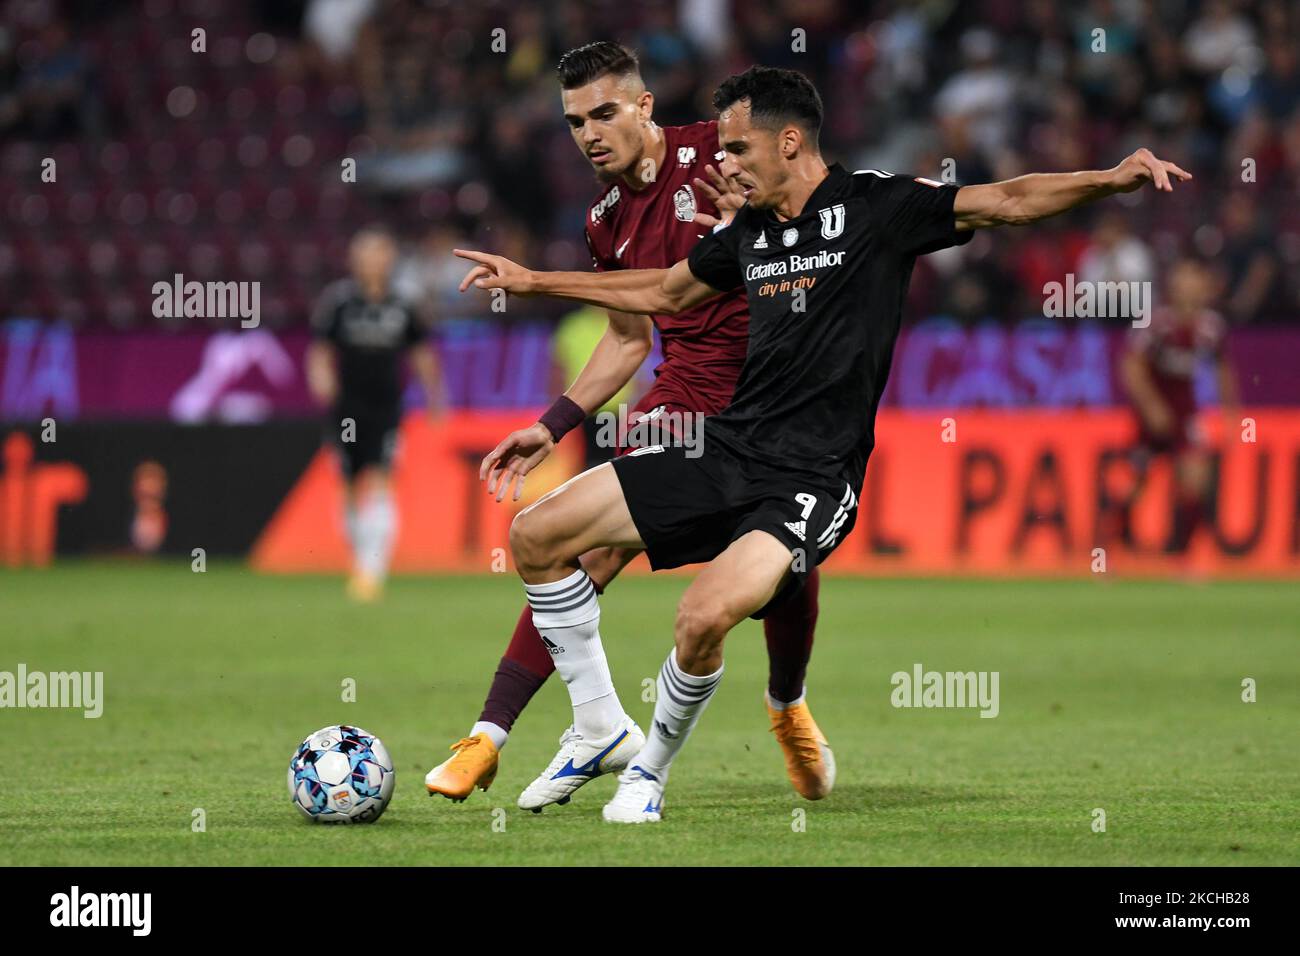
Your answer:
[306,226,442,601]
[1120,258,1238,554]
[425,43,832,810]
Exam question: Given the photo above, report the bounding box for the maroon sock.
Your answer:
[478,605,555,733]
[763,568,820,703]
[1167,494,1204,553]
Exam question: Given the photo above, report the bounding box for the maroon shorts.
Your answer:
[1138,416,1201,456]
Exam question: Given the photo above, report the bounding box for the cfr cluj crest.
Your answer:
[819,203,845,239]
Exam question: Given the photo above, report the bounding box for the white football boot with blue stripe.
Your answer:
[602,764,665,823]
[517,716,645,812]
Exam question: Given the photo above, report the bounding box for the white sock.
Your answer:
[356,494,396,580]
[344,503,359,550]
[766,687,806,710]
[470,720,509,750]
[524,569,624,739]
[635,650,724,777]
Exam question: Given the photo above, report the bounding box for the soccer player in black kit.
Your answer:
[307,226,442,602]
[456,66,1191,822]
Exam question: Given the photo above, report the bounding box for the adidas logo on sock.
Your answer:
[542,636,564,655]
[783,520,806,541]
[653,720,678,740]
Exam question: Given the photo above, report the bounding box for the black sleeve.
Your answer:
[686,214,746,291]
[863,173,973,257]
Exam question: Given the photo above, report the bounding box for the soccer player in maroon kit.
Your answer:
[425,43,832,808]
[1120,257,1238,553]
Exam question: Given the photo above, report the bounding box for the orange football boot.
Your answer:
[425,733,499,801]
[346,572,383,603]
[767,697,836,800]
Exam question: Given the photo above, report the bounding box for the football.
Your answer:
[288,725,395,824]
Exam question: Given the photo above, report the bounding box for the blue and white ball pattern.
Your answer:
[288,725,395,823]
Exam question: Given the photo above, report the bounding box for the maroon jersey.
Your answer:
[584,121,749,416]
[1130,305,1227,447]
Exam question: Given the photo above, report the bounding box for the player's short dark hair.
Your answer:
[351,223,397,248]
[712,66,823,144]
[557,41,641,90]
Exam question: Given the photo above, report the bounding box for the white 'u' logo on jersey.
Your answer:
[819,203,845,239]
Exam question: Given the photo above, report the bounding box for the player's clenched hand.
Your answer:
[692,165,745,230]
[1107,148,1192,194]
[454,249,538,296]
[479,423,555,503]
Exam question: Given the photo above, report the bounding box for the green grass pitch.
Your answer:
[3,562,1297,866]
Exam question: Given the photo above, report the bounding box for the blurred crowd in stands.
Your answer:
[1,0,1297,330]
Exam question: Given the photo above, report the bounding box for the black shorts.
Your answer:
[328,402,402,480]
[611,442,859,617]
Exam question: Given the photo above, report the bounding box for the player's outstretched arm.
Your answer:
[953,148,1192,230]
[455,250,722,316]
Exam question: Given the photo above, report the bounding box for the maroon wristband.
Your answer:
[538,395,586,442]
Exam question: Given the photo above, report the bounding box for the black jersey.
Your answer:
[687,164,971,493]
[310,278,426,407]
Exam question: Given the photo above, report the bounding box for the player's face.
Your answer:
[561,76,650,183]
[716,102,787,210]
[1169,261,1211,314]
[350,234,397,286]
